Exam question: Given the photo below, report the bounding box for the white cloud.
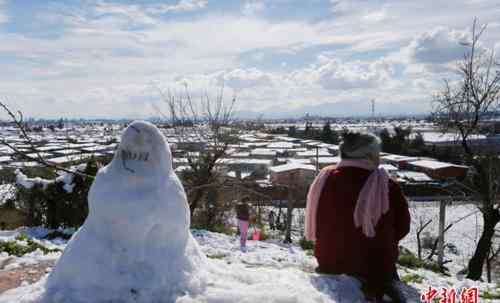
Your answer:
[362,9,387,23]
[407,27,470,64]
[148,0,208,14]
[300,56,396,91]
[95,0,208,17]
[330,0,357,15]
[0,0,8,24]
[216,68,273,90]
[242,1,265,16]
[1,0,500,118]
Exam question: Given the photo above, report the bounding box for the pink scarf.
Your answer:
[304,159,390,241]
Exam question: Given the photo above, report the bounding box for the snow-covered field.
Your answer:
[0,224,498,302]
[0,203,498,302]
[0,228,368,303]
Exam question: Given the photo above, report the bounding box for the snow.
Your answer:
[0,226,498,302]
[0,230,370,303]
[297,150,332,158]
[15,165,86,193]
[54,164,86,193]
[396,171,433,182]
[250,148,278,157]
[416,132,487,144]
[15,170,53,190]
[401,202,487,276]
[270,163,316,173]
[1,123,498,302]
[0,184,15,204]
[24,152,53,159]
[266,142,296,149]
[408,160,468,170]
[379,164,398,172]
[312,156,341,165]
[41,121,207,303]
[381,154,420,163]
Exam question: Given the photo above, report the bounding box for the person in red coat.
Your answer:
[306,132,410,302]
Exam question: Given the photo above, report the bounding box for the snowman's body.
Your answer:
[45,121,206,303]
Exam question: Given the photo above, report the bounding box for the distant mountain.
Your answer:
[234,100,431,119]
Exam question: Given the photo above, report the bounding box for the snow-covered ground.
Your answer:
[0,203,498,302]
[0,228,412,303]
[0,225,497,302]
[402,202,496,277]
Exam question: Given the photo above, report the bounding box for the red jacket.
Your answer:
[314,166,410,284]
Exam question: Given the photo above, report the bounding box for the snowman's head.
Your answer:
[112,121,173,176]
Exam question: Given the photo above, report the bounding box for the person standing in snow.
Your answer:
[235,197,251,251]
[268,210,276,230]
[305,132,410,303]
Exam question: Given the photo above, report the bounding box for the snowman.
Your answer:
[45,121,206,303]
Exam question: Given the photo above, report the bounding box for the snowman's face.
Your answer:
[113,121,172,175]
[119,125,154,162]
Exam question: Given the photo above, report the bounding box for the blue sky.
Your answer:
[0,0,499,118]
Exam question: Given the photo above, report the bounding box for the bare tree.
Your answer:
[158,85,238,220]
[416,218,433,261]
[486,232,499,283]
[433,19,500,280]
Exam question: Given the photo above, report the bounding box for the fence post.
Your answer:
[437,199,447,268]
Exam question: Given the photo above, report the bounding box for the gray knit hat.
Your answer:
[339,132,381,160]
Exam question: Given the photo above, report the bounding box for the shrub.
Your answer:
[15,159,100,229]
[208,223,234,236]
[481,291,500,300]
[400,273,424,284]
[397,246,445,274]
[0,235,60,257]
[44,230,73,240]
[299,238,315,250]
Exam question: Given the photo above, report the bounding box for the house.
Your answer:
[310,156,341,168]
[395,171,433,183]
[406,160,468,180]
[218,158,272,177]
[379,164,398,173]
[250,148,278,159]
[270,163,316,186]
[381,154,422,169]
[296,149,331,158]
[266,142,297,150]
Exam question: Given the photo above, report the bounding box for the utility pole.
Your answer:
[371,99,375,120]
[315,146,319,173]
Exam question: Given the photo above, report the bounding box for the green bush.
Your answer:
[15,159,100,229]
[257,227,269,241]
[481,291,500,300]
[0,235,60,257]
[251,224,269,241]
[299,238,315,250]
[400,273,424,284]
[397,247,445,274]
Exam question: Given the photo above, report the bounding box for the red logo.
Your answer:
[421,287,478,303]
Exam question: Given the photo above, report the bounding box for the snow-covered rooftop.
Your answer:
[297,149,331,157]
[409,160,468,170]
[396,171,433,182]
[270,163,316,173]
